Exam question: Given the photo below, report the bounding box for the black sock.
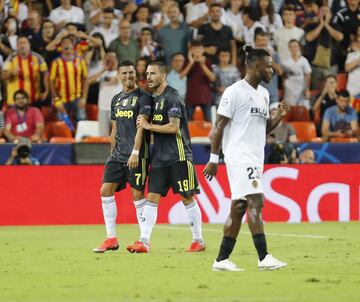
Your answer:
[216,236,236,262]
[252,233,268,261]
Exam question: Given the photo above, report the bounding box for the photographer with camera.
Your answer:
[6,137,40,165]
[3,90,45,143]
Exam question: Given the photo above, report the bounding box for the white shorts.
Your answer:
[226,164,264,200]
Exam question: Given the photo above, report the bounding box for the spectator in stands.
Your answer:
[135,57,148,90]
[151,0,184,31]
[131,4,152,39]
[241,7,266,46]
[223,0,244,43]
[185,0,209,33]
[167,52,187,101]
[282,39,312,108]
[3,16,19,51]
[1,0,28,25]
[321,89,359,141]
[312,74,338,127]
[0,23,12,58]
[139,27,159,61]
[254,29,283,104]
[273,5,304,63]
[303,2,342,90]
[40,19,58,65]
[345,34,360,98]
[267,102,298,144]
[50,36,88,130]
[2,35,49,107]
[49,0,85,30]
[181,40,215,122]
[299,148,315,163]
[198,3,237,65]
[213,48,240,106]
[5,137,40,165]
[89,0,123,28]
[22,10,43,53]
[84,51,121,136]
[3,90,44,143]
[90,8,119,48]
[255,0,283,36]
[332,0,360,69]
[158,3,192,65]
[109,19,139,64]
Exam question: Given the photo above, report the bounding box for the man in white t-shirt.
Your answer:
[273,5,304,63]
[345,35,360,98]
[49,0,85,30]
[91,8,119,48]
[204,46,290,272]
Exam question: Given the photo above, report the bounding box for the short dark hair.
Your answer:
[325,74,337,81]
[61,35,75,45]
[283,5,296,12]
[14,89,29,100]
[244,45,270,64]
[103,7,114,14]
[210,3,222,9]
[141,27,153,35]
[338,89,350,98]
[191,40,203,47]
[17,34,29,42]
[171,52,185,60]
[242,7,255,20]
[65,22,78,29]
[148,61,167,74]
[254,28,268,41]
[118,60,135,68]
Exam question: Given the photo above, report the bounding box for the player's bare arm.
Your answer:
[137,116,180,134]
[203,114,230,181]
[266,101,290,134]
[109,121,117,153]
[128,114,149,169]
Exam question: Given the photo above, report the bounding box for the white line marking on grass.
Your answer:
[123,297,297,302]
[156,225,328,239]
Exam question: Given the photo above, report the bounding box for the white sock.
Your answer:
[185,201,203,242]
[101,196,117,238]
[139,201,158,245]
[134,198,146,224]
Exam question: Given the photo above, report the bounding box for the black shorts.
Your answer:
[102,158,149,192]
[148,160,200,198]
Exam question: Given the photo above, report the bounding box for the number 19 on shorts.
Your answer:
[177,180,189,192]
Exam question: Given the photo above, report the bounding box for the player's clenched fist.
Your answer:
[278,100,291,117]
[136,115,150,130]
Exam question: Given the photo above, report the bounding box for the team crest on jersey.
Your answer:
[252,180,258,188]
[122,98,128,106]
[160,99,165,110]
[131,96,138,107]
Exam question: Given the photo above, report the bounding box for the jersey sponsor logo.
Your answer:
[131,96,138,107]
[115,109,134,118]
[153,114,163,122]
[250,107,267,118]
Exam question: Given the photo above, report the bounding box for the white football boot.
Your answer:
[212,259,244,272]
[258,254,287,270]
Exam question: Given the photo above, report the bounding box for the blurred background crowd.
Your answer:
[0,0,359,154]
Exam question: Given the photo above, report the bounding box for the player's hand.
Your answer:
[203,162,218,181]
[278,100,291,117]
[136,116,150,130]
[127,154,139,169]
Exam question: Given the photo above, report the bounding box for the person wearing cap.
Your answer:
[267,102,298,144]
[5,137,40,165]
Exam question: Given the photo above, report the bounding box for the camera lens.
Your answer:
[17,145,30,158]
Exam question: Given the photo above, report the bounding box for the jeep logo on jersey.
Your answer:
[122,99,128,106]
[115,109,133,118]
[250,107,267,117]
[131,97,138,107]
[153,114,163,121]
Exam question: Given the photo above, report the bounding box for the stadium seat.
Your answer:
[86,104,98,121]
[75,121,100,141]
[330,137,358,143]
[192,106,205,121]
[284,106,310,122]
[41,106,57,122]
[289,121,322,142]
[46,121,72,139]
[336,73,347,91]
[82,136,111,143]
[49,137,75,143]
[188,120,212,138]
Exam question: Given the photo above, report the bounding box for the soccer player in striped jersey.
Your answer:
[2,36,49,107]
[49,36,88,129]
[127,61,205,253]
[93,60,153,253]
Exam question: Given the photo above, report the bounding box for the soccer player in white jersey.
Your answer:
[204,46,290,271]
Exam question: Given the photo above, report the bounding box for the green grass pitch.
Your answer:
[0,222,359,302]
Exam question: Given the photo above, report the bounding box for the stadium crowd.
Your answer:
[0,0,359,146]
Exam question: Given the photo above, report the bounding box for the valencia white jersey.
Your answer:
[217,79,270,167]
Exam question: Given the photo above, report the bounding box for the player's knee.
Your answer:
[247,194,264,210]
[233,200,247,216]
[100,184,114,197]
[131,188,144,200]
[182,195,195,206]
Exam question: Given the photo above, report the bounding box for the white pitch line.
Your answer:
[155,225,328,239]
